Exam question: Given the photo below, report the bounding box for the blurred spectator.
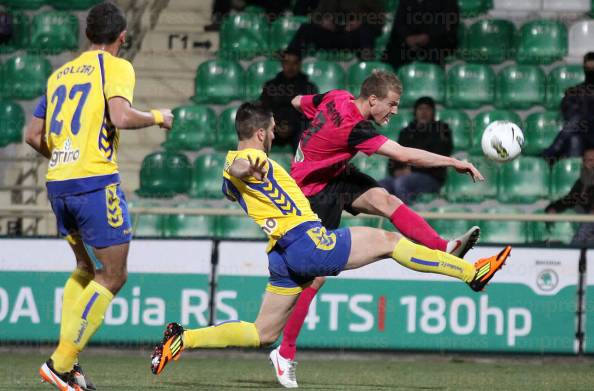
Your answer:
[546,146,594,246]
[286,0,384,60]
[205,0,290,31]
[293,0,320,16]
[0,11,11,44]
[384,0,459,70]
[260,51,318,151]
[379,97,453,203]
[543,52,594,162]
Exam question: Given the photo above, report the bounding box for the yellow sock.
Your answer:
[392,237,475,283]
[60,269,93,338]
[183,321,260,349]
[51,280,113,373]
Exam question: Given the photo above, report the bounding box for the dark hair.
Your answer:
[414,96,435,111]
[360,70,402,98]
[584,52,594,63]
[86,2,127,45]
[235,101,273,141]
[281,49,302,61]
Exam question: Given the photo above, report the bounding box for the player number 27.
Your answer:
[49,82,92,136]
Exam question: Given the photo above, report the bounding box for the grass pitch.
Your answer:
[1,348,594,390]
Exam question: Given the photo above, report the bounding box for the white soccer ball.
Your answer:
[481,120,524,162]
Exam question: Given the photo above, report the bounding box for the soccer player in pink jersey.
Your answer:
[269,70,484,387]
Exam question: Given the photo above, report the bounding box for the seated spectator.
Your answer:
[260,50,318,151]
[379,97,453,203]
[543,52,594,162]
[546,146,594,246]
[287,0,384,60]
[384,0,459,70]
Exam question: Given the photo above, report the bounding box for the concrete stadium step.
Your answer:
[140,30,218,52]
[166,0,212,13]
[133,52,202,79]
[134,75,196,102]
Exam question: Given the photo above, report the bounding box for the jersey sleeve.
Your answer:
[300,93,326,120]
[231,149,270,183]
[104,58,135,104]
[348,120,389,155]
[33,94,47,119]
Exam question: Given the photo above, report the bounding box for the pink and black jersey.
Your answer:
[291,90,389,196]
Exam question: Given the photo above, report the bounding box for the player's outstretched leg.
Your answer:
[345,227,511,292]
[351,188,480,258]
[151,290,299,376]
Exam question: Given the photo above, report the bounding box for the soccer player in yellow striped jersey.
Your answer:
[150,102,513,383]
[25,3,172,391]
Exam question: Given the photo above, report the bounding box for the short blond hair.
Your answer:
[360,70,402,98]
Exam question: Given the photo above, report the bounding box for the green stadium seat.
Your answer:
[495,64,546,109]
[436,109,472,151]
[379,110,413,139]
[0,101,24,147]
[136,152,192,198]
[479,207,528,244]
[463,19,514,64]
[128,201,165,237]
[530,211,577,244]
[1,0,46,9]
[340,215,380,228]
[29,11,78,54]
[351,154,389,180]
[374,17,393,58]
[471,110,522,154]
[302,60,346,92]
[244,59,281,100]
[49,0,103,10]
[163,105,217,151]
[550,158,581,200]
[498,157,549,203]
[444,155,499,202]
[446,63,495,109]
[216,106,239,151]
[0,11,29,53]
[427,205,475,240]
[397,62,446,107]
[347,61,394,96]
[269,16,308,52]
[379,0,399,12]
[269,152,293,172]
[217,214,266,239]
[516,20,568,65]
[545,65,584,109]
[523,111,562,156]
[2,55,52,100]
[189,152,226,199]
[165,207,217,237]
[458,0,492,17]
[219,13,269,59]
[193,60,244,104]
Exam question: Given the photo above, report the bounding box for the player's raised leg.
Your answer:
[351,187,480,257]
[346,226,510,292]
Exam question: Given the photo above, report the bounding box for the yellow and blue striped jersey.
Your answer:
[222,148,319,251]
[34,50,135,196]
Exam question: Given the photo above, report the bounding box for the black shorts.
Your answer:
[306,165,379,230]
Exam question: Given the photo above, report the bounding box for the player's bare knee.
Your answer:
[311,276,326,289]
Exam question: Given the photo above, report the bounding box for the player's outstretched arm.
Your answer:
[228,156,268,182]
[376,139,484,182]
[25,116,51,159]
[108,97,173,130]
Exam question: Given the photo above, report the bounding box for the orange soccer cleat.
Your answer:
[469,245,512,292]
[151,322,185,375]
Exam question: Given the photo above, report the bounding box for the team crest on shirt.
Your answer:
[49,137,80,168]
